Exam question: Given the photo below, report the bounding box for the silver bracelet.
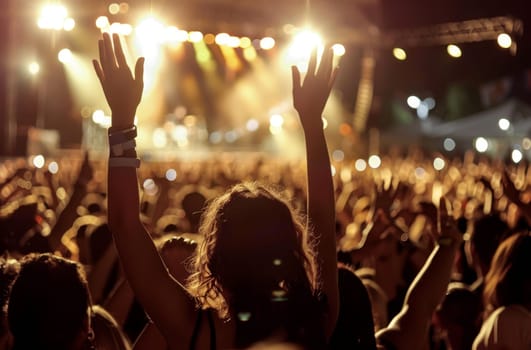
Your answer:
[110,139,136,157]
[109,157,140,168]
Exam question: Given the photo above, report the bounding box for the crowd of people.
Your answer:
[0,32,530,349]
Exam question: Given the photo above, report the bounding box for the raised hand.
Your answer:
[93,32,144,129]
[435,197,461,248]
[291,46,338,131]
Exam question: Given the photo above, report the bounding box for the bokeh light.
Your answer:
[443,138,456,151]
[393,48,407,60]
[447,44,462,58]
[475,137,489,153]
[368,155,381,169]
[58,49,73,64]
[497,33,512,49]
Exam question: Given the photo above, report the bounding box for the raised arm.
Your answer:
[376,198,462,350]
[93,33,195,344]
[292,47,339,337]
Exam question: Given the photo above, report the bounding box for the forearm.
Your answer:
[303,124,338,334]
[403,241,458,317]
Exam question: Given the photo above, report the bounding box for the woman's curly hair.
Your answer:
[186,182,319,319]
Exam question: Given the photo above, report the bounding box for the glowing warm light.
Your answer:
[215,33,230,46]
[165,169,177,181]
[260,37,276,50]
[331,165,336,177]
[239,37,252,48]
[475,137,489,153]
[354,159,367,172]
[58,49,73,63]
[340,168,352,182]
[269,114,284,128]
[171,125,189,147]
[368,155,381,169]
[165,27,188,43]
[269,125,283,135]
[92,110,105,124]
[332,44,346,57]
[227,36,240,48]
[153,128,167,148]
[246,119,259,132]
[511,149,523,163]
[332,150,344,162]
[48,161,59,174]
[407,95,421,109]
[498,118,510,131]
[243,46,257,61]
[96,16,110,29]
[204,33,215,44]
[523,137,531,150]
[109,3,120,15]
[136,17,165,41]
[143,179,157,195]
[33,155,45,168]
[392,48,407,60]
[447,44,462,58]
[433,157,445,171]
[188,31,203,43]
[28,62,40,75]
[497,33,512,49]
[38,4,68,30]
[285,29,323,71]
[63,18,75,31]
[443,138,456,151]
[119,2,129,13]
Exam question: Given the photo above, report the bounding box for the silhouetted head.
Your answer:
[468,214,509,275]
[7,253,92,350]
[483,231,531,316]
[188,182,317,319]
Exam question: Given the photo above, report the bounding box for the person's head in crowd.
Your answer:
[433,283,482,350]
[0,257,20,350]
[466,214,509,279]
[90,305,132,350]
[483,231,531,316]
[181,190,207,233]
[187,182,324,348]
[7,253,93,350]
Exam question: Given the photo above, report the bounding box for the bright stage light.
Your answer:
[355,159,367,172]
[433,157,445,171]
[498,118,510,131]
[109,3,120,15]
[58,49,73,64]
[215,33,230,46]
[269,114,284,128]
[239,37,252,48]
[332,44,346,57]
[246,119,259,132]
[227,36,241,48]
[165,26,188,43]
[63,18,75,31]
[38,4,68,30]
[443,138,456,151]
[136,17,165,38]
[497,33,512,49]
[475,137,488,153]
[32,155,45,168]
[447,44,462,58]
[260,37,275,50]
[512,149,523,163]
[407,95,421,109]
[392,47,407,60]
[28,62,40,75]
[96,16,110,29]
[188,31,203,43]
[368,155,381,169]
[285,29,323,71]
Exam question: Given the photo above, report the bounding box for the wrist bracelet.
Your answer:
[108,126,137,146]
[110,139,136,157]
[109,157,140,168]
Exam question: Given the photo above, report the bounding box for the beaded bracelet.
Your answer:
[108,126,137,146]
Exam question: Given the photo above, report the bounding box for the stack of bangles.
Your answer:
[108,126,140,168]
